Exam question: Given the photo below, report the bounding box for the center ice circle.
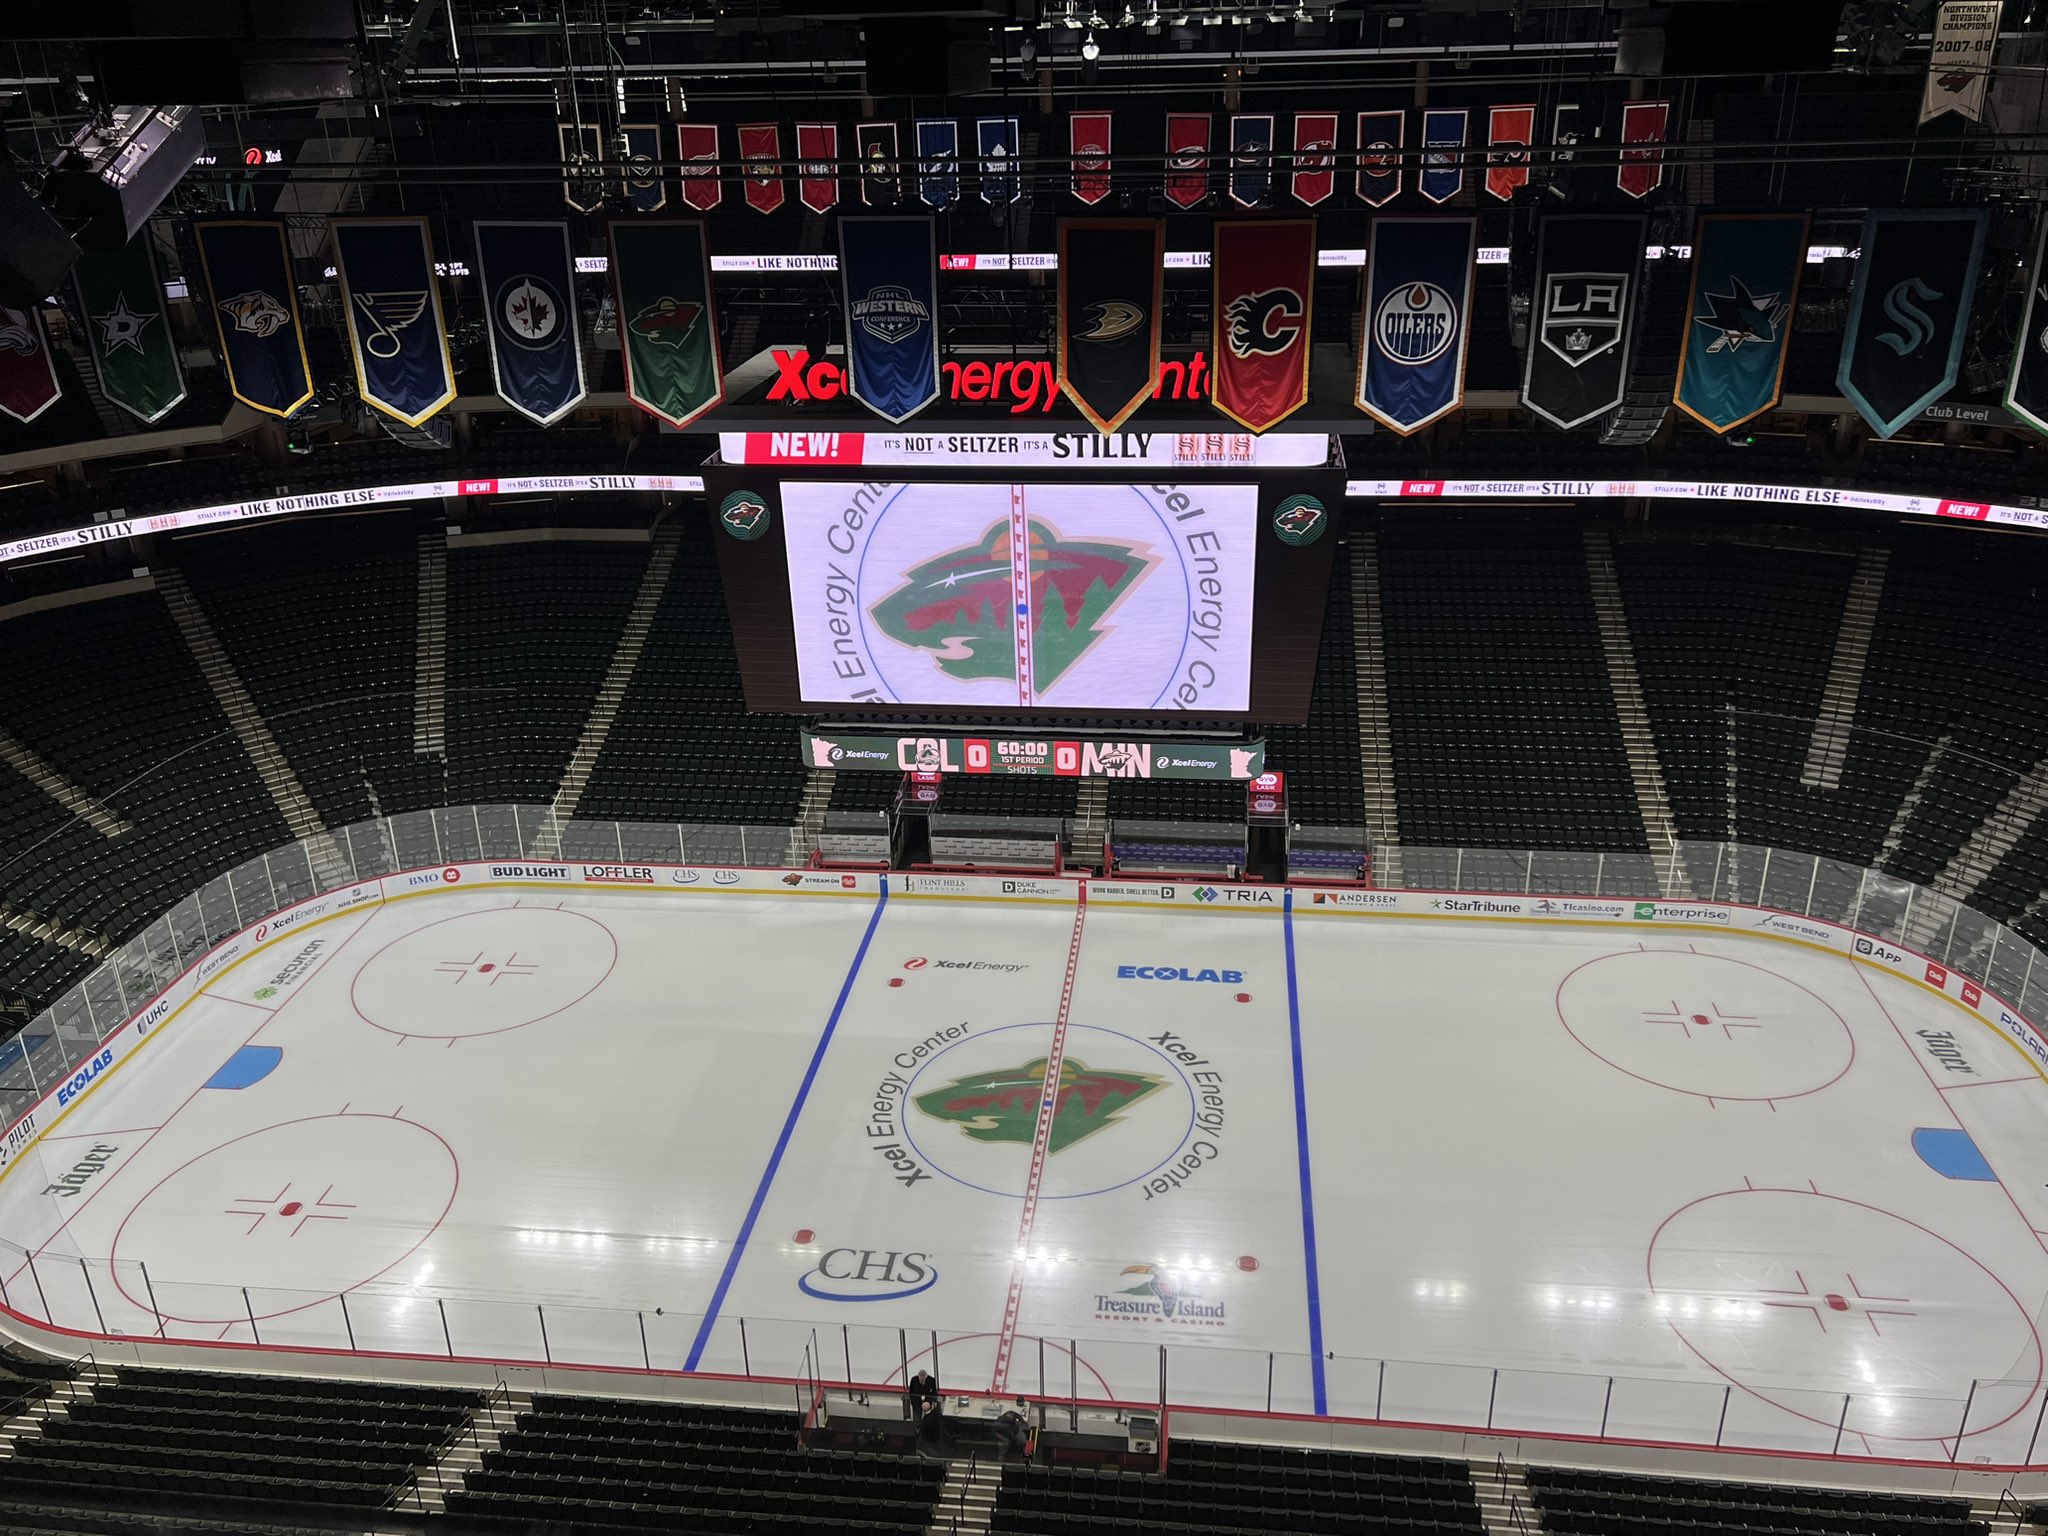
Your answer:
[350,905,618,1038]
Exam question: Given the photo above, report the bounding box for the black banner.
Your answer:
[1056,220,1164,435]
[2006,214,2048,438]
[1838,209,1987,439]
[1520,214,1644,431]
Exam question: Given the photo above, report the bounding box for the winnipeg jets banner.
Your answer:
[72,237,184,424]
[1356,111,1403,206]
[739,123,784,214]
[0,303,59,424]
[1165,113,1210,208]
[1229,114,1274,207]
[333,217,456,427]
[1420,109,1466,203]
[1618,101,1669,198]
[1072,112,1112,204]
[1355,215,1475,435]
[1674,213,1808,434]
[1486,104,1534,200]
[796,122,839,213]
[1520,214,1642,430]
[839,217,941,425]
[978,117,1020,204]
[474,220,585,427]
[1291,112,1338,206]
[1838,208,1987,439]
[1921,0,2000,125]
[194,218,313,418]
[677,122,721,211]
[610,219,723,430]
[857,122,899,206]
[1212,219,1315,433]
[916,119,960,208]
[1057,219,1165,435]
[2006,215,2048,437]
[622,125,666,212]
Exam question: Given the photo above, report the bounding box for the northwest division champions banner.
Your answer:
[2007,214,2048,437]
[1673,213,1809,434]
[1212,219,1315,433]
[474,220,586,426]
[332,217,456,427]
[1520,214,1642,430]
[838,217,941,425]
[1838,208,1987,438]
[610,219,724,429]
[194,219,313,418]
[72,237,184,424]
[1057,220,1165,435]
[1355,215,1475,435]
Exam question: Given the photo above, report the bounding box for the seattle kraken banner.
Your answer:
[1521,215,1643,431]
[1355,215,1475,435]
[1674,213,1808,434]
[978,116,1020,204]
[1838,208,1987,439]
[2006,215,2048,437]
[916,119,960,208]
[474,220,586,427]
[838,217,941,425]
[194,218,313,418]
[333,216,456,427]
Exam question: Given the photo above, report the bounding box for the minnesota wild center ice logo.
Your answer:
[914,1056,1164,1153]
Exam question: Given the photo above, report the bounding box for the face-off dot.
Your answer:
[889,977,905,988]
[1235,992,1251,1003]
[1826,1293,1850,1311]
[1238,1255,1260,1272]
[793,1229,815,1244]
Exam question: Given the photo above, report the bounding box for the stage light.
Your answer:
[1082,29,1100,57]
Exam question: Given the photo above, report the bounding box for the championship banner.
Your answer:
[1354,215,1475,435]
[839,217,941,425]
[610,219,724,430]
[1290,112,1338,206]
[1228,113,1274,207]
[1420,109,1466,203]
[807,729,1266,780]
[738,123,784,214]
[1212,219,1315,433]
[916,119,960,208]
[1921,0,2001,124]
[474,220,586,427]
[1165,112,1210,209]
[333,217,456,428]
[622,124,666,212]
[1355,111,1403,206]
[1071,111,1112,204]
[857,122,900,206]
[1618,101,1669,199]
[1673,213,1808,434]
[0,303,59,425]
[1057,219,1165,435]
[1520,214,1643,431]
[193,219,313,419]
[1838,208,1987,439]
[72,237,184,424]
[796,122,839,213]
[2004,215,2048,437]
[978,116,1021,204]
[559,121,605,213]
[1485,105,1534,201]
[677,122,722,211]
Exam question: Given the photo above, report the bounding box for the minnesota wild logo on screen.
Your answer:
[914,1056,1164,1152]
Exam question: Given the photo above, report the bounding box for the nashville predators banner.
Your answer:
[797,122,840,213]
[1165,113,1210,209]
[857,122,900,206]
[1228,114,1274,207]
[677,122,722,211]
[1356,110,1402,206]
[1355,215,1475,435]
[194,218,313,418]
[1486,105,1534,200]
[1838,208,1987,439]
[611,219,724,430]
[1212,218,1315,433]
[1291,112,1338,206]
[1072,112,1112,204]
[333,217,456,427]
[739,123,784,214]
[1057,219,1165,435]
[2005,213,2048,438]
[1520,214,1643,430]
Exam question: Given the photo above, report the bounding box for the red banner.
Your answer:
[1211,219,1315,433]
[1486,104,1535,201]
[796,122,839,213]
[1290,112,1338,206]
[1071,111,1112,205]
[739,122,784,214]
[0,304,60,424]
[1165,112,1210,209]
[1619,100,1669,199]
[677,122,721,211]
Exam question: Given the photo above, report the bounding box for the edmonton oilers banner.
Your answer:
[916,119,960,208]
[194,219,313,418]
[1838,208,1987,439]
[1673,213,1808,434]
[838,217,941,425]
[1355,215,1475,435]
[2006,215,2048,437]
[474,220,585,427]
[1520,214,1643,430]
[333,217,456,427]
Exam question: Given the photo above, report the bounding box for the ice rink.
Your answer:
[6,873,2048,1463]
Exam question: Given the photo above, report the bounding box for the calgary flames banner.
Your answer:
[1071,111,1112,204]
[1211,219,1316,433]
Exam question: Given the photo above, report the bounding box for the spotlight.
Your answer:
[1087,7,1107,23]
[1061,3,1083,26]
[1082,28,1100,56]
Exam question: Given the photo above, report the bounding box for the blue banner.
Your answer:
[333,217,456,427]
[839,217,941,425]
[622,124,667,213]
[193,219,313,418]
[1420,108,1466,203]
[1355,215,1475,435]
[1673,213,1808,435]
[474,220,586,427]
[978,116,1020,204]
[916,119,959,208]
[1838,208,1988,439]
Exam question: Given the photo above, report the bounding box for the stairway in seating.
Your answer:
[0,1365,101,1459]
[1933,751,2048,905]
[793,767,837,865]
[1349,534,1403,888]
[1800,546,1889,789]
[1467,1455,1538,1536]
[0,728,131,840]
[1582,530,1686,896]
[408,1387,530,1514]
[0,903,108,961]
[1072,779,1109,875]
[929,1455,1001,1536]
[413,529,447,757]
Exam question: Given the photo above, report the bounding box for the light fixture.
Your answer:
[1061,2,1083,26]
[1142,8,1161,28]
[1087,7,1107,24]
[1082,28,1100,57]
[1119,4,1135,21]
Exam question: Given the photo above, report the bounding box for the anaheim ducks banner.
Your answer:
[1520,214,1643,430]
[1212,219,1315,433]
[194,218,313,418]
[2006,214,2048,438]
[474,220,586,427]
[1057,219,1165,435]
[1355,215,1476,435]
[1165,113,1210,208]
[1291,112,1338,206]
[838,217,941,425]
[677,122,721,211]
[1838,208,1987,438]
[0,302,59,425]
[333,217,456,427]
[1071,111,1112,204]
[610,219,724,429]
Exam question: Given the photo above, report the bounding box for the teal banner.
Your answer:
[805,731,1265,780]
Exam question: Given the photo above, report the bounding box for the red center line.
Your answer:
[1010,482,1034,710]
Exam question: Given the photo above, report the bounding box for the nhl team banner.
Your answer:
[1057,219,1165,435]
[807,730,1265,780]
[1838,208,1987,439]
[677,123,722,211]
[1165,113,1211,209]
[1921,0,2001,124]
[194,219,313,418]
[622,125,666,212]
[1291,112,1338,206]
[333,217,456,427]
[610,219,724,430]
[559,122,605,213]
[2005,214,2048,437]
[1212,219,1315,433]
[474,220,586,427]
[1520,214,1643,431]
[739,123,784,214]
[1356,111,1402,206]
[1673,213,1808,434]
[797,122,840,213]
[1355,215,1476,435]
[838,217,941,425]
[1071,111,1112,204]
[857,122,900,205]
[0,303,59,425]
[1486,105,1534,201]
[72,237,184,424]
[916,119,960,208]
[1420,109,1466,203]
[1229,114,1274,207]
[1618,101,1669,199]
[978,117,1021,204]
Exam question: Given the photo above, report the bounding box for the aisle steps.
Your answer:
[1800,547,1889,789]
[1350,534,1403,889]
[1581,532,1686,897]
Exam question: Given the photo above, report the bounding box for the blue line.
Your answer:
[684,878,891,1372]
[1283,889,1328,1415]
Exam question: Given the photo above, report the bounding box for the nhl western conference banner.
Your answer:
[1520,215,1643,431]
[194,219,313,419]
[1838,208,1987,439]
[474,221,586,427]
[1072,112,1112,204]
[916,120,960,208]
[1921,0,2001,125]
[1674,213,1808,434]
[839,217,941,425]
[1229,114,1273,207]
[1212,219,1315,434]
[72,237,184,424]
[806,729,1266,779]
[610,219,724,430]
[333,217,456,428]
[1057,219,1165,435]
[1355,215,1476,435]
[1291,112,1338,206]
[0,303,59,425]
[678,123,721,211]
[2005,214,2048,437]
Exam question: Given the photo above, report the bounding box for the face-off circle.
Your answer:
[350,905,618,1038]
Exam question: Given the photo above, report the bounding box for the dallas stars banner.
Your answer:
[1291,112,1338,206]
[839,217,941,425]
[1674,214,1808,434]
[1212,219,1315,433]
[1520,214,1643,431]
[621,125,666,212]
[610,219,724,430]
[333,217,456,428]
[0,303,59,425]
[72,237,184,424]
[797,122,840,213]
[1057,219,1165,435]
[677,122,721,211]
[1356,111,1402,206]
[1838,208,1987,439]
[1165,113,1210,209]
[1355,215,1476,435]
[1229,114,1274,207]
[1486,104,1534,201]
[1420,109,1466,203]
[1072,112,1112,204]
[978,117,1020,204]
[474,220,585,427]
[194,218,313,418]
[2005,215,2048,438]
[739,123,784,214]
[916,119,960,208]
[857,122,900,206]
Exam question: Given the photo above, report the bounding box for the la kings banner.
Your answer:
[838,217,941,424]
[1837,208,1987,439]
[1520,215,1643,430]
[474,220,585,426]
[2007,214,2048,437]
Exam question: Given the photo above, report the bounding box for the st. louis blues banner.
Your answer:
[622,125,666,212]
[72,237,185,424]
[1229,114,1274,207]
[333,217,456,427]
[1072,112,1112,204]
[797,122,839,213]
[839,217,941,425]
[1356,111,1402,206]
[739,123,784,214]
[916,119,960,208]
[1618,101,1668,199]
[1838,208,1987,439]
[194,218,313,418]
[1212,218,1315,433]
[1486,105,1534,201]
[1165,113,1210,209]
[2005,214,2048,437]
[1420,109,1466,204]
[1291,112,1338,206]
[1355,215,1475,435]
[611,219,723,430]
[474,220,585,427]
[559,122,605,213]
[1058,219,1165,435]
[857,122,899,206]
[1674,213,1808,434]
[978,117,1020,204]
[1520,214,1643,430]
[677,123,722,211]
[0,303,60,425]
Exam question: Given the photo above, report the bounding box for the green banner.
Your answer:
[72,238,185,424]
[805,731,1265,780]
[609,219,724,429]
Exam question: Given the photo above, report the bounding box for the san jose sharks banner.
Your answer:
[1212,218,1315,433]
[839,217,941,425]
[1229,114,1274,207]
[1486,105,1534,201]
[2005,215,2048,437]
[1291,112,1338,206]
[978,117,1020,204]
[1618,101,1668,199]
[1072,112,1112,204]
[1355,215,1475,435]
[1838,208,1987,439]
[1673,213,1808,434]
[72,237,184,424]
[797,122,839,213]
[0,303,60,424]
[1520,214,1643,430]
[559,122,606,213]
[622,125,666,212]
[474,220,585,427]
[916,119,960,208]
[333,217,456,427]
[857,122,899,206]
[611,219,723,430]
[1165,113,1210,209]
[194,218,313,418]
[1057,219,1165,435]
[1921,0,2000,124]
[1356,111,1403,206]
[678,122,722,211]
[1420,110,1466,203]
[739,123,784,214]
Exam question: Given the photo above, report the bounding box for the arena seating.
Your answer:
[1524,1464,1985,1536]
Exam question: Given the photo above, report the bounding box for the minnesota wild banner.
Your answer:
[194,218,313,418]
[610,219,723,429]
[2006,214,2048,438]
[1057,220,1165,434]
[1673,213,1808,434]
[332,217,456,427]
[1838,208,1986,439]
[72,237,185,424]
